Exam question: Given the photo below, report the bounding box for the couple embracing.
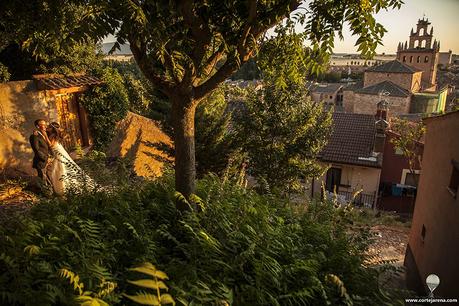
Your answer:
[29,119,94,195]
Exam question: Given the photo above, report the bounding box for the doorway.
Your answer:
[325,167,342,192]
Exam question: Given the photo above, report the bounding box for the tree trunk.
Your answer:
[171,95,197,211]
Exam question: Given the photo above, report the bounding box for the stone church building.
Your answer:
[343,18,447,117]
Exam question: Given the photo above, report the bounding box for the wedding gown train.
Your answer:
[47,143,95,195]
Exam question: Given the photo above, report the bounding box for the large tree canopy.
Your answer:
[1,0,403,208]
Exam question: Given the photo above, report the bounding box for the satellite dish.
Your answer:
[426,274,440,295]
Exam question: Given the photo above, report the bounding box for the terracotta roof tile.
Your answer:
[309,83,344,94]
[356,81,410,97]
[320,113,381,167]
[366,60,421,73]
[35,75,103,90]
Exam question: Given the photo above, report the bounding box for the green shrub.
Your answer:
[0,175,405,305]
[80,67,129,150]
[0,62,10,82]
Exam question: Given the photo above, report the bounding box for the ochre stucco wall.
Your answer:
[0,81,59,176]
[405,111,459,297]
[312,162,381,206]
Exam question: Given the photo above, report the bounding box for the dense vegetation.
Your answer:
[0,168,406,305]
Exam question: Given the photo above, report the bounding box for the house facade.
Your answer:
[312,112,382,207]
[377,131,423,214]
[404,111,459,297]
[0,74,100,177]
[307,83,344,110]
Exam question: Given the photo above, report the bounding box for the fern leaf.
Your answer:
[97,280,117,298]
[129,263,169,280]
[160,293,175,305]
[77,296,110,306]
[127,279,168,290]
[58,268,84,295]
[124,222,140,238]
[24,245,40,256]
[123,293,160,305]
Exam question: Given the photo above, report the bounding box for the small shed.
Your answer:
[0,74,102,177]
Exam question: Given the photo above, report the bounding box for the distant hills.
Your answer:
[101,42,132,55]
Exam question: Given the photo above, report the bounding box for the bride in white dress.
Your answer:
[44,122,95,195]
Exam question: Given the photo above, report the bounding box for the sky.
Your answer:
[103,0,459,55]
[331,0,459,54]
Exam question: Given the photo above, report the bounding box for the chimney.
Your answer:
[374,100,389,153]
[375,100,389,121]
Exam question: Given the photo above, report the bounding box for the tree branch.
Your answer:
[194,57,238,100]
[178,0,212,85]
[129,38,174,96]
[194,43,226,86]
[194,0,301,100]
[163,49,181,85]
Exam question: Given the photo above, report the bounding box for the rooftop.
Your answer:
[356,80,410,97]
[319,113,380,168]
[308,83,344,94]
[33,74,103,90]
[366,60,422,74]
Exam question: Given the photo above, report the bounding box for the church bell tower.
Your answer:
[396,18,439,91]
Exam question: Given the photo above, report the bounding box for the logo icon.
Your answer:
[426,274,440,298]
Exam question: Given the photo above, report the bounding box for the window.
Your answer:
[405,173,420,187]
[417,56,420,63]
[424,56,429,63]
[330,95,333,99]
[447,160,459,198]
[403,56,406,62]
[410,56,413,63]
[325,167,342,192]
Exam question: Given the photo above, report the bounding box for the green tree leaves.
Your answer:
[81,67,129,149]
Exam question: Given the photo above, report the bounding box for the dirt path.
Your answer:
[369,224,410,263]
[0,183,38,217]
[368,224,411,290]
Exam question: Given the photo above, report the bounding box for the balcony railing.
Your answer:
[337,190,375,207]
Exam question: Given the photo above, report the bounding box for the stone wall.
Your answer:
[343,91,411,115]
[364,71,421,92]
[0,81,59,176]
[397,50,439,88]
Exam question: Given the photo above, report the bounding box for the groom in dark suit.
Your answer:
[29,119,50,184]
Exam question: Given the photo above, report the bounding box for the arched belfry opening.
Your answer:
[408,18,433,49]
